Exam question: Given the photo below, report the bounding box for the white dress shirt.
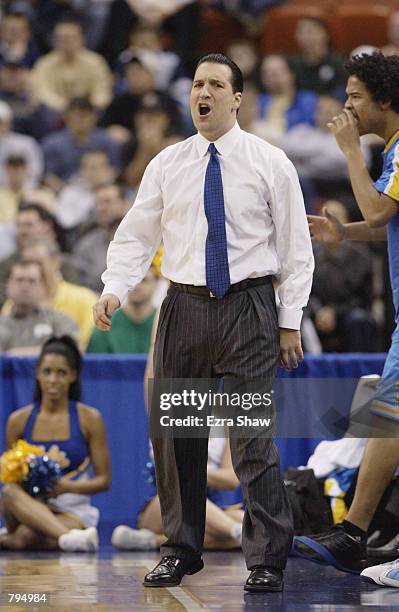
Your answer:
[56,178,95,229]
[102,122,314,329]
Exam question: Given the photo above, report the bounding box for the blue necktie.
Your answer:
[204,143,231,298]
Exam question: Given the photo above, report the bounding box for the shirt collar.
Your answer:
[195,121,241,158]
[11,306,41,319]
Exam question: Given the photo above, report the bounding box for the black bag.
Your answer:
[284,467,333,535]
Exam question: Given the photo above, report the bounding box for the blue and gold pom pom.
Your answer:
[0,440,42,484]
[0,439,61,497]
[24,455,61,498]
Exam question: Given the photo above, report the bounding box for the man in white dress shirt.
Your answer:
[93,54,314,592]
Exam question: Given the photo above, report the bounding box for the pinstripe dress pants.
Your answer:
[150,279,294,570]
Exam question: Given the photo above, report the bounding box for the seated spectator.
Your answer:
[56,150,116,232]
[308,201,376,352]
[0,11,40,68]
[26,0,113,53]
[226,39,258,84]
[42,97,121,193]
[0,156,55,225]
[0,203,63,305]
[67,0,114,52]
[0,101,43,187]
[100,57,182,143]
[257,54,317,146]
[17,0,81,52]
[115,24,192,132]
[0,204,56,304]
[0,335,111,551]
[237,83,323,215]
[31,17,113,113]
[111,434,243,551]
[71,183,130,293]
[291,17,346,97]
[0,155,27,224]
[0,60,56,141]
[11,241,99,349]
[281,96,371,202]
[121,94,174,189]
[237,81,272,140]
[0,260,78,354]
[101,0,200,73]
[382,11,399,57]
[116,23,189,94]
[215,0,285,35]
[87,266,158,353]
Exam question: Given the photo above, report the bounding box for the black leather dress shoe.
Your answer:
[244,566,284,592]
[143,555,204,587]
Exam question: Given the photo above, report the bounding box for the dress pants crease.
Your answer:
[151,283,294,567]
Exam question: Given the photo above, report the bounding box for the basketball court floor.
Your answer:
[1,548,399,611]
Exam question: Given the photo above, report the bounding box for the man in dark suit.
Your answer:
[94,53,314,592]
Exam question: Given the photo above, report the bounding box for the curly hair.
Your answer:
[344,52,399,113]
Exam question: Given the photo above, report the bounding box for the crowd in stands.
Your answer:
[3,5,399,584]
[0,0,398,354]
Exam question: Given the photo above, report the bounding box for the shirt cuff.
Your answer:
[278,308,303,330]
[101,281,127,306]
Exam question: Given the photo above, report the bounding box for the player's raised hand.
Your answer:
[93,294,120,331]
[308,206,345,243]
[327,108,360,154]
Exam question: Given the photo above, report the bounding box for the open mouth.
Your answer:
[199,104,211,117]
[348,110,359,123]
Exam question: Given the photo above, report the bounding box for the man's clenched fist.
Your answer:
[93,294,120,331]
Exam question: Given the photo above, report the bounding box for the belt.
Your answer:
[170,276,271,298]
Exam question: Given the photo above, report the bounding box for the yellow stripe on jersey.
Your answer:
[63,456,91,480]
[384,129,399,154]
[385,144,399,201]
[371,399,399,416]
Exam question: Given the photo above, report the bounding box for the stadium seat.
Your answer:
[329,5,393,54]
[199,7,244,54]
[291,0,397,8]
[290,0,336,11]
[334,0,398,7]
[260,5,328,54]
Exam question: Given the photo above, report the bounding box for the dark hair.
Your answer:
[81,148,110,161]
[17,202,67,250]
[7,258,45,282]
[67,96,95,113]
[344,52,399,113]
[4,11,29,21]
[34,336,82,402]
[196,53,244,94]
[5,154,27,166]
[18,202,56,226]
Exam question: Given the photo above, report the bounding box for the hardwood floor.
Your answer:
[0,550,397,610]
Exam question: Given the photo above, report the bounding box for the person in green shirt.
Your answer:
[86,267,158,354]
